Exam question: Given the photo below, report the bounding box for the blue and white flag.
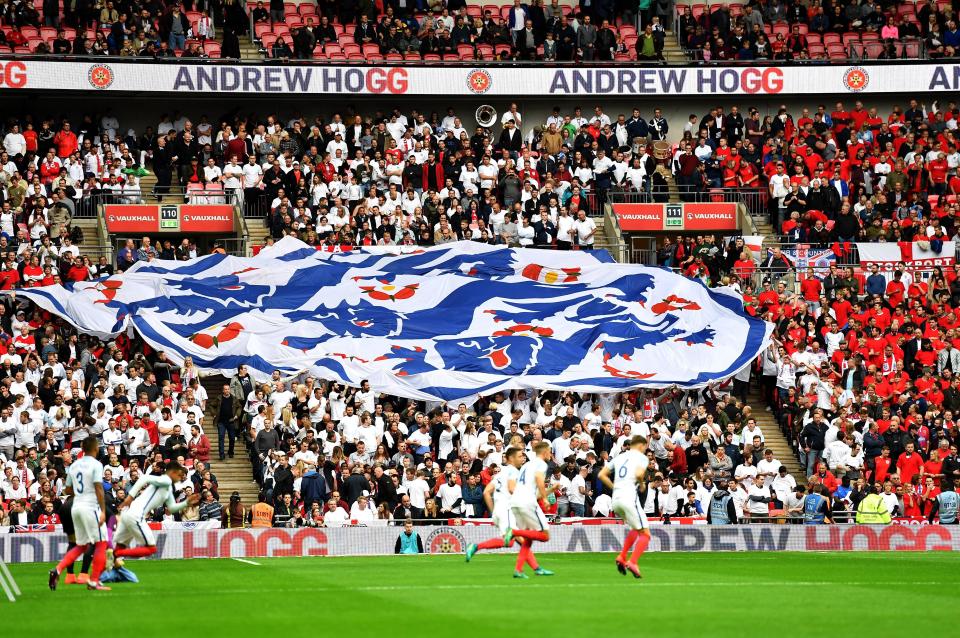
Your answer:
[12,238,772,402]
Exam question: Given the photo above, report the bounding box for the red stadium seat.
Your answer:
[466,5,481,18]
[362,42,380,56]
[457,43,475,57]
[260,33,277,50]
[325,43,342,55]
[342,43,360,56]
[311,49,326,59]
[20,26,38,38]
[366,52,384,60]
[423,53,441,60]
[494,43,511,57]
[823,32,840,45]
[385,52,403,60]
[476,43,494,58]
[254,23,272,39]
[327,52,346,60]
[404,51,420,60]
[203,42,221,57]
[863,42,883,58]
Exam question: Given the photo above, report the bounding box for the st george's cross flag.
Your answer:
[9,238,772,402]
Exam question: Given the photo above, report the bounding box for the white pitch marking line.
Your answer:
[231,558,261,566]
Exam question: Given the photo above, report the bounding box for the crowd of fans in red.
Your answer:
[677,0,939,61]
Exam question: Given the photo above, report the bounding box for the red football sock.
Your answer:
[515,542,529,572]
[511,529,548,542]
[89,542,108,583]
[56,544,87,574]
[114,546,157,559]
[523,540,540,570]
[477,537,505,550]
[629,534,650,565]
[618,530,639,562]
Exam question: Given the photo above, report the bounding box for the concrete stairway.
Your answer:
[746,387,805,483]
[662,31,686,63]
[239,38,263,61]
[200,374,261,504]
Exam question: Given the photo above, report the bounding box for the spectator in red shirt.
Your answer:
[65,258,89,282]
[928,152,949,194]
[52,121,78,159]
[873,446,894,483]
[896,442,925,485]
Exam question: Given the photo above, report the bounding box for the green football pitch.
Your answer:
[5,552,957,637]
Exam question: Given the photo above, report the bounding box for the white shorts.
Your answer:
[72,506,107,545]
[492,502,514,535]
[510,502,549,532]
[612,496,649,531]
[113,511,156,548]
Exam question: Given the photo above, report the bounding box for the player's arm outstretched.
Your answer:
[165,489,201,514]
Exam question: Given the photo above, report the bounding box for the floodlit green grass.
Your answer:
[5,552,958,637]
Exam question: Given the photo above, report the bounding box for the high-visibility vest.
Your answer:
[855,493,891,524]
[251,502,274,528]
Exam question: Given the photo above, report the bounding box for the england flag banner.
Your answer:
[9,238,771,402]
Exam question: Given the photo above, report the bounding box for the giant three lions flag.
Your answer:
[11,238,771,402]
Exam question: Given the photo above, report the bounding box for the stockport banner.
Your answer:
[3,524,960,562]
[4,59,960,95]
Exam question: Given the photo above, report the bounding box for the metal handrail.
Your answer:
[0,51,940,68]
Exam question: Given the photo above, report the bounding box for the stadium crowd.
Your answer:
[1,93,960,527]
[678,0,940,61]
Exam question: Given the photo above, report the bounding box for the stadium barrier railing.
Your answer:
[3,522,956,562]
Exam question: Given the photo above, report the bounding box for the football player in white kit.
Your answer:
[465,447,524,562]
[112,461,199,561]
[49,437,112,591]
[598,435,651,579]
[505,441,556,579]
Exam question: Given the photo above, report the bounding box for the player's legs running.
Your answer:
[50,543,87,590]
[466,505,515,562]
[51,505,110,590]
[612,496,650,579]
[113,511,159,559]
[507,503,553,577]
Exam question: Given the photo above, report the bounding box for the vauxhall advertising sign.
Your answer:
[614,202,739,233]
[105,204,234,234]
